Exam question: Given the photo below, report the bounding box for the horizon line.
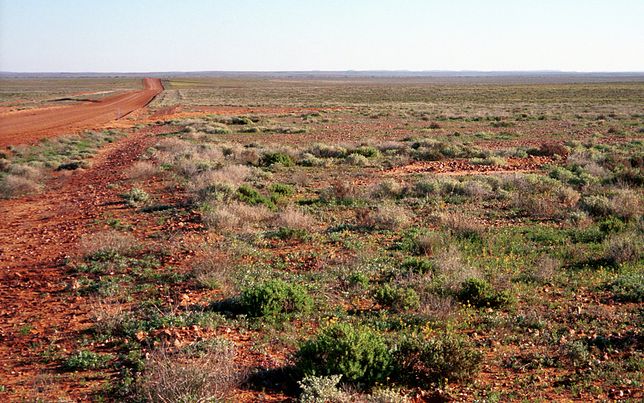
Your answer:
[2,69,644,75]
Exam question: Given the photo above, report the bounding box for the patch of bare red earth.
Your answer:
[0,125,179,400]
[0,78,163,148]
[386,156,555,176]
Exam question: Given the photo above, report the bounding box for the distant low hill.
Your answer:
[2,70,643,83]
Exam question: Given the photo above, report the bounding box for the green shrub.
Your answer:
[63,350,113,371]
[261,152,294,167]
[353,146,381,158]
[347,272,370,288]
[599,217,625,234]
[580,195,612,217]
[269,183,295,197]
[401,257,433,275]
[241,279,312,317]
[236,184,275,208]
[609,273,644,302]
[398,333,481,383]
[345,153,370,166]
[230,116,253,125]
[268,226,310,241]
[457,278,514,308]
[374,284,420,312]
[297,323,393,386]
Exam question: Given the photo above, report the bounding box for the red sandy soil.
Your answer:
[0,78,163,148]
[0,125,180,400]
[386,156,556,176]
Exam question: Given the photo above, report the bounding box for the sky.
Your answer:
[0,0,643,72]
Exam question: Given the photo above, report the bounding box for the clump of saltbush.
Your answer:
[457,278,514,308]
[397,333,482,383]
[352,146,380,158]
[236,184,275,209]
[297,323,393,386]
[401,257,434,275]
[241,279,312,317]
[373,284,420,312]
[297,324,482,389]
[261,152,294,167]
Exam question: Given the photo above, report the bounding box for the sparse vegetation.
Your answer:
[3,76,643,402]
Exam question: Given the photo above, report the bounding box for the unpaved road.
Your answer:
[0,78,163,147]
[0,125,179,400]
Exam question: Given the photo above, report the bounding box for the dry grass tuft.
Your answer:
[437,211,484,238]
[126,161,159,180]
[357,205,412,231]
[273,206,316,230]
[202,202,271,231]
[137,343,241,403]
[0,174,41,198]
[78,231,137,258]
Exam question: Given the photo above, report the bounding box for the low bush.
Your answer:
[353,146,380,158]
[236,184,275,209]
[190,251,236,291]
[438,212,483,239]
[371,179,404,199]
[345,153,370,166]
[126,161,159,180]
[202,202,271,230]
[261,152,294,167]
[320,182,361,205]
[398,333,481,383]
[298,374,346,403]
[120,188,150,207]
[269,182,295,197]
[604,232,642,265]
[297,323,394,386]
[356,205,411,231]
[308,143,347,158]
[608,272,644,302]
[401,257,433,275]
[457,278,514,308]
[580,195,613,218]
[374,284,420,312]
[273,206,315,231]
[470,156,506,166]
[241,279,312,317]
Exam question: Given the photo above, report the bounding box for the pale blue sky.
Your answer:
[1,0,643,72]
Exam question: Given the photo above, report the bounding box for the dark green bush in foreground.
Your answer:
[297,323,483,389]
[297,323,393,386]
[398,333,482,383]
[241,279,312,317]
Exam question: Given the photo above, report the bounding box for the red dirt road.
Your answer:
[0,78,163,147]
[0,125,178,400]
